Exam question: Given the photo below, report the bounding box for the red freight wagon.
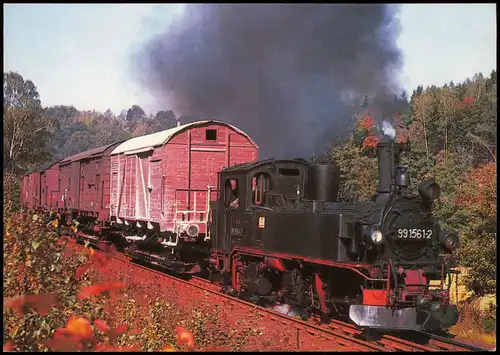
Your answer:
[58,142,121,219]
[20,169,45,210]
[20,162,60,211]
[109,120,258,240]
[39,161,61,212]
[20,174,31,208]
[79,142,121,221]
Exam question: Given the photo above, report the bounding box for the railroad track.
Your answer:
[324,318,486,352]
[415,331,489,352]
[184,276,486,351]
[67,237,487,352]
[69,239,384,351]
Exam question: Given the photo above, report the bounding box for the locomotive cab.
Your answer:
[212,159,309,253]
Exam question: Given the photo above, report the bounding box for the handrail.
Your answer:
[173,187,218,224]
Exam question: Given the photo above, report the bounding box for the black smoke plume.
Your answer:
[133,4,403,158]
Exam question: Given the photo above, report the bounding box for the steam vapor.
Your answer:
[381,120,397,140]
[133,4,404,158]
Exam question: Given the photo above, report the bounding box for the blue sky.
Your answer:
[4,4,496,115]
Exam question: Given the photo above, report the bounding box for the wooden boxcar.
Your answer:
[109,120,258,237]
[58,142,121,220]
[20,162,59,211]
[38,161,61,212]
[79,142,122,221]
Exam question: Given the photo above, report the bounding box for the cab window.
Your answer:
[224,179,239,209]
[251,173,271,206]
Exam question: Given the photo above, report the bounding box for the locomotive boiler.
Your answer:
[210,140,460,331]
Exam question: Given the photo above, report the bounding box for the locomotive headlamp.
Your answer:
[440,231,459,252]
[418,179,441,200]
[186,224,200,238]
[370,229,384,245]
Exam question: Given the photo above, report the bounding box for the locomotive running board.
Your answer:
[349,305,421,331]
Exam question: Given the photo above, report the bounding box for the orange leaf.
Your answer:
[66,316,93,339]
[359,115,375,131]
[4,296,26,315]
[44,328,84,352]
[3,341,14,352]
[77,282,126,300]
[112,324,128,335]
[176,327,195,348]
[94,319,110,333]
[5,293,59,316]
[109,324,129,342]
[361,135,379,148]
[161,344,177,352]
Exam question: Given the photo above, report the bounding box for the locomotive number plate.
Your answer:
[397,228,432,239]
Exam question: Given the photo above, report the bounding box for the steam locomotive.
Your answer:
[21,121,460,331]
[209,140,460,331]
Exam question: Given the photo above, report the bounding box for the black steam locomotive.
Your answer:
[209,141,460,331]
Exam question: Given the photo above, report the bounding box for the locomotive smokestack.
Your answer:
[376,141,405,194]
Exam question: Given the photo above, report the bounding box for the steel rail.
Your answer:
[417,331,489,352]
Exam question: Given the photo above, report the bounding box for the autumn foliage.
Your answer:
[451,163,497,296]
[454,162,496,219]
[356,110,407,150]
[77,282,126,301]
[3,208,96,351]
[456,96,475,109]
[331,73,496,337]
[2,202,201,352]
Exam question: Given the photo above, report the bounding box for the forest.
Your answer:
[329,70,496,298]
[3,70,497,347]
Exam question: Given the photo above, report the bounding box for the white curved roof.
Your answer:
[111,120,258,155]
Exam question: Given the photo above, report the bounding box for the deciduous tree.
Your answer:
[3,72,57,173]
